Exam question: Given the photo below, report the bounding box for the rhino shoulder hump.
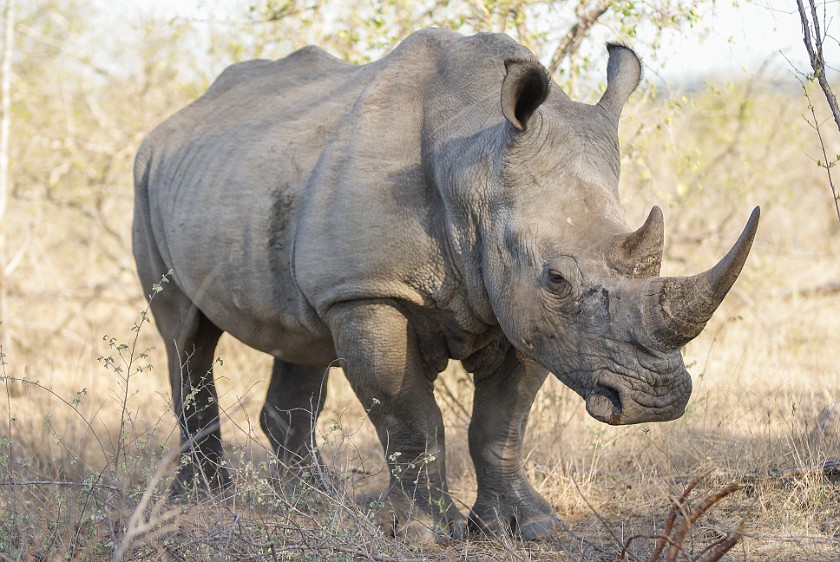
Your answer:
[285,44,349,67]
[399,27,461,48]
[205,59,275,96]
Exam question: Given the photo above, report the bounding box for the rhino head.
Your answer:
[482,45,759,425]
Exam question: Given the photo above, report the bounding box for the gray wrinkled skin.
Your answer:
[133,28,758,542]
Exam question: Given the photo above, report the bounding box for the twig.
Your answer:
[1,376,109,471]
[649,470,710,561]
[804,84,840,222]
[763,459,840,480]
[696,519,746,562]
[665,483,741,562]
[0,479,122,492]
[681,459,840,484]
[615,471,745,562]
[616,532,683,562]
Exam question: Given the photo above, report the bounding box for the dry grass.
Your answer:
[1,80,839,561]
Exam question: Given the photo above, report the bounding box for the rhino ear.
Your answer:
[501,59,550,132]
[597,43,642,121]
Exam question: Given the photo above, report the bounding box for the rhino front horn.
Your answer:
[642,207,760,351]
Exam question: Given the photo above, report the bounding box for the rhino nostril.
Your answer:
[586,385,622,425]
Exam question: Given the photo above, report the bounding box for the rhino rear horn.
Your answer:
[597,43,642,122]
[608,206,664,277]
[642,207,760,351]
[501,59,550,131]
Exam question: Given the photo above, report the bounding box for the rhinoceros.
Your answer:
[133,28,759,540]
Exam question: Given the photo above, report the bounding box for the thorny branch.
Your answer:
[665,482,741,561]
[615,472,745,562]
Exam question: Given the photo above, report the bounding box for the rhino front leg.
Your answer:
[261,359,329,482]
[327,300,466,543]
[469,347,558,539]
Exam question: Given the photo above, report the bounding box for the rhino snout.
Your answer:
[584,370,690,425]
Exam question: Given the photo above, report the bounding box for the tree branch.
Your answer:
[548,0,614,76]
[794,0,840,222]
[797,0,840,132]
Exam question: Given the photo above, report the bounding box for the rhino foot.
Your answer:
[469,497,559,540]
[367,488,466,544]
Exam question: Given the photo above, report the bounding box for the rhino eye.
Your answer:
[547,270,565,284]
[546,269,572,298]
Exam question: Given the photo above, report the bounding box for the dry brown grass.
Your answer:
[1,81,839,561]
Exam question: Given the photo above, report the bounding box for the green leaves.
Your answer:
[150,269,174,297]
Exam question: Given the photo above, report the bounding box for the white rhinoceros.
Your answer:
[133,28,759,540]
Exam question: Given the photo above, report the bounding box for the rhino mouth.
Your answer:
[586,384,623,425]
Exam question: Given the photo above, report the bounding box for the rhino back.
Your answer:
[137,29,480,362]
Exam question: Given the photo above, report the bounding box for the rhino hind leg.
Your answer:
[159,296,230,496]
[327,300,466,543]
[134,192,230,495]
[468,348,559,540]
[260,359,329,483]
